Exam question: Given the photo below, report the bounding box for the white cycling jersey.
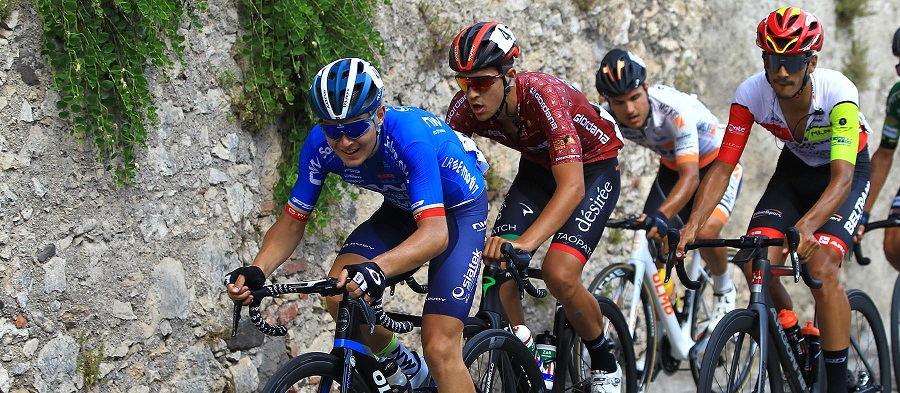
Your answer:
[719,68,871,167]
[604,85,723,170]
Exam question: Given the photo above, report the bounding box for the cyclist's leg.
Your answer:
[696,162,742,286]
[420,194,487,393]
[326,203,421,361]
[489,159,549,326]
[544,158,621,374]
[811,153,870,393]
[745,155,804,312]
[885,195,900,270]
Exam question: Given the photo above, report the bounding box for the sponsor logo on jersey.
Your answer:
[453,249,482,301]
[530,87,558,131]
[575,182,613,232]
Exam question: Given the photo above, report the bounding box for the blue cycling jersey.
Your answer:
[286,106,488,222]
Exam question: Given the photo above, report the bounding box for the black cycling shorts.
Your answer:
[491,158,620,264]
[747,147,871,259]
[338,193,488,323]
[643,162,743,228]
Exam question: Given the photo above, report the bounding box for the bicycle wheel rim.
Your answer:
[696,309,765,393]
[463,328,545,393]
[846,289,891,393]
[589,262,655,392]
[263,352,368,393]
[892,276,900,392]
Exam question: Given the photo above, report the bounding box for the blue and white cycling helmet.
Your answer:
[308,58,384,120]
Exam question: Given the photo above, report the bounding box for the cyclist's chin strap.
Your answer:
[790,63,812,99]
[490,70,517,121]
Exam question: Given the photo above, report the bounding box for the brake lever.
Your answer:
[231,300,242,337]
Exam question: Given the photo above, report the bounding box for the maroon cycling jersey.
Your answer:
[446,72,624,169]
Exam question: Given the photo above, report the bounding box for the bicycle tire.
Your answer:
[262,352,370,393]
[589,262,656,392]
[891,275,900,393]
[463,328,546,393]
[696,309,773,393]
[846,289,891,393]
[560,295,638,393]
[687,266,712,382]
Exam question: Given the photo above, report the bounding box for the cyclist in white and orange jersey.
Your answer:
[674,8,872,393]
[596,49,744,332]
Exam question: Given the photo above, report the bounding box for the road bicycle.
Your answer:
[588,216,746,392]
[227,272,545,392]
[853,214,900,392]
[677,228,890,393]
[462,243,637,393]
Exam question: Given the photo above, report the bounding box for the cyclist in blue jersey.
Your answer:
[856,27,900,270]
[226,58,487,393]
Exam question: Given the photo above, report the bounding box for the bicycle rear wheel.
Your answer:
[846,289,891,393]
[463,328,546,393]
[589,262,655,392]
[562,295,638,393]
[262,352,369,393]
[696,309,772,393]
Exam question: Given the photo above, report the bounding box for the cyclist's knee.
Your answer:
[543,273,580,301]
[884,229,900,270]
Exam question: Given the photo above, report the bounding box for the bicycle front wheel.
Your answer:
[846,289,891,393]
[463,328,546,393]
[891,275,900,392]
[262,352,369,393]
[589,262,655,392]
[696,309,771,393]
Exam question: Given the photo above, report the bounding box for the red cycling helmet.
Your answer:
[756,7,823,54]
[449,22,520,72]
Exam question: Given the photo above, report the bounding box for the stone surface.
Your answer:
[0,1,898,392]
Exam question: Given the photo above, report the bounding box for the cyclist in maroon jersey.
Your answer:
[446,21,625,393]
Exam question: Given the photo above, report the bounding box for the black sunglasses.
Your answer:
[763,52,814,74]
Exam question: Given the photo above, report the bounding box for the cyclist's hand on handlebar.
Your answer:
[852,211,869,243]
[484,236,526,266]
[338,261,386,303]
[674,225,698,261]
[642,211,670,243]
[225,266,266,306]
[793,225,820,262]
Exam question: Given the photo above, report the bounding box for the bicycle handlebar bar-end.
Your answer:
[664,229,702,290]
[852,243,871,266]
[664,229,679,283]
[405,276,429,294]
[784,227,823,289]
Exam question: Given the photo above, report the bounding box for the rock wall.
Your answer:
[0,0,897,391]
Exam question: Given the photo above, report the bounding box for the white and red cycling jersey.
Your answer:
[718,68,871,168]
[604,85,723,170]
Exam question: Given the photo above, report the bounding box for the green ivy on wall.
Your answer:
[231,0,386,229]
[37,0,205,186]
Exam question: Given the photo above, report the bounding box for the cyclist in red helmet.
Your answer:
[856,26,900,269]
[675,8,872,393]
[447,21,626,393]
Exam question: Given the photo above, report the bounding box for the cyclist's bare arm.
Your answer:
[228,213,307,304]
[795,159,854,260]
[647,160,700,240]
[676,160,734,258]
